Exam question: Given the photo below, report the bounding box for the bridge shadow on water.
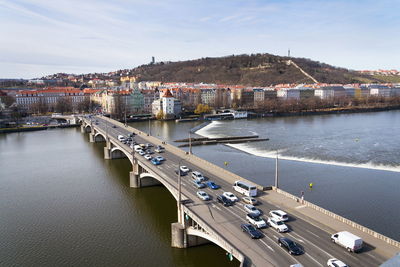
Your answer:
[85,136,239,267]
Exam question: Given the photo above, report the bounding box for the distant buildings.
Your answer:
[152,89,182,119]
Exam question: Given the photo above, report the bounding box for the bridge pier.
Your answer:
[89,133,95,143]
[171,223,186,248]
[130,160,140,188]
[80,124,85,133]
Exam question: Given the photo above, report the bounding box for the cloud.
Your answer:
[0,0,399,78]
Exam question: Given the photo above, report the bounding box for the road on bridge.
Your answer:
[85,116,389,267]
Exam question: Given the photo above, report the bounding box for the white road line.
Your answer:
[211,204,221,211]
[365,253,378,260]
[259,239,274,251]
[306,229,321,239]
[289,232,334,258]
[305,253,324,266]
[272,234,279,240]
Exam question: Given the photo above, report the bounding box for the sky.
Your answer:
[1,0,399,79]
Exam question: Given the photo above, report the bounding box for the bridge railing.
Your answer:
[93,116,400,249]
[182,205,246,264]
[274,187,400,248]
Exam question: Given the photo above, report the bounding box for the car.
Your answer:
[244,204,261,216]
[128,133,135,137]
[155,156,165,161]
[175,169,187,176]
[206,181,220,190]
[118,135,126,141]
[154,147,164,153]
[193,180,206,189]
[196,191,210,201]
[151,158,161,165]
[327,258,348,267]
[267,217,289,233]
[144,154,152,160]
[145,149,154,154]
[241,224,263,239]
[290,264,304,267]
[138,150,146,156]
[278,237,303,255]
[246,213,267,228]
[217,195,233,206]
[269,210,289,222]
[146,143,154,147]
[223,192,238,202]
[191,171,205,182]
[180,166,190,173]
[242,196,259,205]
[112,125,117,128]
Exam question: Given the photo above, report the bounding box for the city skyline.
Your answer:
[1,0,399,79]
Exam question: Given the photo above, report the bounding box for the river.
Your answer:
[132,110,400,242]
[0,129,236,266]
[1,110,399,266]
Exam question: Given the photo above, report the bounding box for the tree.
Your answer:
[194,104,212,115]
[156,110,165,120]
[30,97,48,114]
[0,95,15,107]
[55,97,73,114]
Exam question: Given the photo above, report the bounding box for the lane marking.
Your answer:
[306,229,321,239]
[304,253,324,266]
[289,232,334,258]
[259,239,274,252]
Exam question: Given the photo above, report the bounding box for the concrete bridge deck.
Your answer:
[79,115,399,266]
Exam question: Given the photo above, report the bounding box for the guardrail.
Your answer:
[274,187,400,248]
[92,116,400,249]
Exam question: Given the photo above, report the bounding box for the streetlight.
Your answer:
[188,131,192,155]
[177,158,186,223]
[274,150,279,189]
[148,117,151,136]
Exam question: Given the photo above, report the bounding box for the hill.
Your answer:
[131,53,386,86]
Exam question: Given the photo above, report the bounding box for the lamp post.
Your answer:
[188,131,192,155]
[177,158,186,223]
[124,92,127,127]
[148,117,151,136]
[274,150,279,189]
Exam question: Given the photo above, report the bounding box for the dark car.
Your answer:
[278,237,303,255]
[241,224,263,239]
[217,195,233,206]
[175,169,188,176]
[112,125,117,128]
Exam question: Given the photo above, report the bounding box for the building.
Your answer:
[277,88,300,100]
[314,86,346,99]
[152,89,182,119]
[16,88,85,112]
[130,87,144,114]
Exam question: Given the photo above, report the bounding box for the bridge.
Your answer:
[79,115,399,266]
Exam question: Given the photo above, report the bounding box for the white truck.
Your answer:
[331,231,363,252]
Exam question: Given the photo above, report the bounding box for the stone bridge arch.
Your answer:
[94,132,106,142]
[110,146,133,164]
[138,172,174,197]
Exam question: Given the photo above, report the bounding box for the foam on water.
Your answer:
[195,121,400,173]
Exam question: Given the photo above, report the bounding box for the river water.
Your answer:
[1,111,399,266]
[133,110,400,242]
[0,129,235,266]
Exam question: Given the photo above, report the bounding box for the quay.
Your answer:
[79,115,399,266]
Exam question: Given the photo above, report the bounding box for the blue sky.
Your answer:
[1,0,399,79]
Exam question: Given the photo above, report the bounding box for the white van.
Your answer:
[134,145,143,152]
[331,231,363,252]
[191,171,205,182]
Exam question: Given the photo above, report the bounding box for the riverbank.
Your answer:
[253,105,400,118]
[0,124,79,134]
